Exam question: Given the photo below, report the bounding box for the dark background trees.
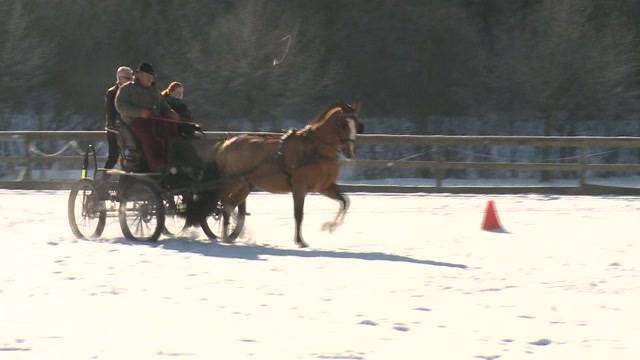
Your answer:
[0,0,638,133]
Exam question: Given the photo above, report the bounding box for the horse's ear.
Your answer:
[353,101,361,113]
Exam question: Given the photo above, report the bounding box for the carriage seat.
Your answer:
[115,119,210,176]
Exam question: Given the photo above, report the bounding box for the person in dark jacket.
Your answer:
[104,66,133,170]
[161,81,192,122]
[115,62,179,172]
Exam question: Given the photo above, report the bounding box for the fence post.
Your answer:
[434,145,444,187]
[23,134,32,181]
[578,145,586,187]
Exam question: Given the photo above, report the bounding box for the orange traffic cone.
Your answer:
[482,200,503,231]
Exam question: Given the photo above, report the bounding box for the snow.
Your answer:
[1,190,639,359]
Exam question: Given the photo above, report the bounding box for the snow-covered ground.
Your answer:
[1,190,639,359]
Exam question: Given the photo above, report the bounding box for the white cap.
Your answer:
[116,66,133,79]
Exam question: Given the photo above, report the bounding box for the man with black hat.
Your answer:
[115,62,179,171]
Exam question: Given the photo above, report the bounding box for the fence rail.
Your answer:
[2,131,640,194]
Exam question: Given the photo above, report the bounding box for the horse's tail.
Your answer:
[184,188,219,227]
[184,142,223,227]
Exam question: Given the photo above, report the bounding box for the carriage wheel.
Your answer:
[201,201,246,242]
[68,178,106,239]
[118,181,165,242]
[162,195,189,236]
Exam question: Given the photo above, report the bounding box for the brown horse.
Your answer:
[193,101,364,248]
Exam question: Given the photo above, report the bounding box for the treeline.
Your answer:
[1,0,638,133]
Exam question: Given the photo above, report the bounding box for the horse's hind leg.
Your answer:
[221,185,250,243]
[221,207,231,242]
[292,185,308,248]
[321,183,349,233]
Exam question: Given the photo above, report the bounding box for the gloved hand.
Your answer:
[140,109,153,119]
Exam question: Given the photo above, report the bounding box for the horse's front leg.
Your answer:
[292,185,308,248]
[321,183,349,233]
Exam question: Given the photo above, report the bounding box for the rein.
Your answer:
[147,116,200,127]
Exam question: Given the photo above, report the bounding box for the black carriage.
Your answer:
[67,120,245,242]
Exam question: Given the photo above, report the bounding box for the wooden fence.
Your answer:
[1,131,640,194]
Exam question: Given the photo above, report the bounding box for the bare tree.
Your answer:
[178,0,337,127]
[488,0,635,131]
[0,0,52,113]
[480,0,636,180]
[2,0,638,133]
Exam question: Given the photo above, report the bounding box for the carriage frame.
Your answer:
[67,119,246,243]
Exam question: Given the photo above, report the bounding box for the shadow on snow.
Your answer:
[111,237,468,269]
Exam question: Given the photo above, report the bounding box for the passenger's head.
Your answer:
[161,81,184,99]
[135,62,155,88]
[116,66,133,86]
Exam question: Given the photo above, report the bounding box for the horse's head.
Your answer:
[310,101,364,159]
[328,102,364,159]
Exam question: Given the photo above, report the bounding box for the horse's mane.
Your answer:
[310,101,352,125]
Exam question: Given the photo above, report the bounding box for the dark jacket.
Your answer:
[115,79,172,124]
[165,96,193,122]
[105,83,120,129]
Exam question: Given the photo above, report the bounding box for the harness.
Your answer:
[277,129,297,187]
[276,127,344,188]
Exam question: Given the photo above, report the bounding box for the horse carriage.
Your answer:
[67,119,246,242]
[67,101,363,247]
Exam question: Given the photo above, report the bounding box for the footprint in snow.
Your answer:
[0,347,31,352]
[392,324,409,332]
[529,339,551,346]
[518,315,535,319]
[358,320,378,326]
[413,307,432,312]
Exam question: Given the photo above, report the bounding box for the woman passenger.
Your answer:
[161,81,192,122]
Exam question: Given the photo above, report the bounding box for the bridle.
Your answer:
[336,112,360,148]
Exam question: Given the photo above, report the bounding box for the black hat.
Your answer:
[137,62,155,76]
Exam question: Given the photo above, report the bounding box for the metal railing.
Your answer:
[2,131,640,194]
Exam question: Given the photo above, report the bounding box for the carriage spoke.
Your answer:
[119,182,164,242]
[201,202,245,242]
[76,191,98,233]
[163,195,188,236]
[135,217,143,235]
[68,179,106,240]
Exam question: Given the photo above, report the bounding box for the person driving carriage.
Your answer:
[114,62,180,172]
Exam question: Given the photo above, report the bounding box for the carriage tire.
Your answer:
[201,201,246,242]
[162,220,189,237]
[118,180,165,242]
[68,178,106,239]
[162,196,189,236]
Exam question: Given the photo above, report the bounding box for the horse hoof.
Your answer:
[296,241,308,248]
[321,222,337,233]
